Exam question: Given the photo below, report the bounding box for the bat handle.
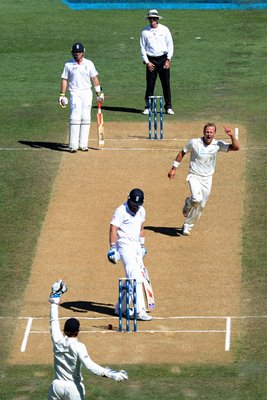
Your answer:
[97,101,101,111]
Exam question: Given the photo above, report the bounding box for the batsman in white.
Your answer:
[107,188,152,321]
[48,280,128,400]
[58,42,104,153]
[168,123,240,236]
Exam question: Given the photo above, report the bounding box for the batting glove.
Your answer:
[104,367,128,381]
[141,246,147,258]
[49,279,68,304]
[58,94,68,108]
[96,91,104,103]
[107,246,120,264]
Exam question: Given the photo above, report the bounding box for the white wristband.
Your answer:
[172,160,180,168]
[139,237,145,245]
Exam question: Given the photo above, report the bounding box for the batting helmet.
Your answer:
[128,188,144,205]
[71,42,85,53]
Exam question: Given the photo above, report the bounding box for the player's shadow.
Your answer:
[19,140,69,152]
[60,301,115,316]
[144,226,183,237]
[92,105,142,114]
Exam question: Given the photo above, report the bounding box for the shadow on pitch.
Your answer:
[19,140,69,152]
[144,226,183,237]
[92,105,142,114]
[60,301,115,316]
[19,141,103,152]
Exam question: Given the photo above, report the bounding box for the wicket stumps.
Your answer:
[118,278,137,332]
[148,96,164,140]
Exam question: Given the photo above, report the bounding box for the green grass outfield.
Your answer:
[0,1,266,398]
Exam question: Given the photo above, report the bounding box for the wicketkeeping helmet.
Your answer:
[64,318,80,334]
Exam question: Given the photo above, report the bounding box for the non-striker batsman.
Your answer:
[58,42,104,153]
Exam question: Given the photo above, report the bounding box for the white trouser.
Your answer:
[69,90,92,150]
[48,379,85,400]
[184,173,213,229]
[116,243,146,314]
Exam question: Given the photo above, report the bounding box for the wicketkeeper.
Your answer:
[48,280,128,400]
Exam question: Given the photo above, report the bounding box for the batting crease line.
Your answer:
[0,147,260,152]
[19,315,267,352]
[28,329,227,334]
[3,315,266,321]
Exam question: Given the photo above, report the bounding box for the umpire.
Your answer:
[140,9,174,115]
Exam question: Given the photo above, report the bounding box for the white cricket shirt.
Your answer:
[111,202,145,245]
[183,138,229,177]
[61,58,98,93]
[50,304,105,382]
[140,23,174,64]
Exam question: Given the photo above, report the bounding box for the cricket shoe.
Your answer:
[182,224,191,236]
[142,108,149,115]
[69,148,77,153]
[137,312,152,321]
[115,308,134,318]
[183,197,193,217]
[166,108,174,115]
[79,147,89,152]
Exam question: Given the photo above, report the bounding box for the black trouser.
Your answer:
[144,54,172,111]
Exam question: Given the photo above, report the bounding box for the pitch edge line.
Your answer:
[20,317,33,353]
[225,317,231,352]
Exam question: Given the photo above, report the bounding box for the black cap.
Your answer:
[71,42,84,53]
[64,318,80,333]
[128,188,144,205]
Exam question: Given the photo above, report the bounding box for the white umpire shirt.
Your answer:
[111,202,146,247]
[140,23,174,64]
[183,138,230,177]
[61,58,98,93]
[50,303,106,382]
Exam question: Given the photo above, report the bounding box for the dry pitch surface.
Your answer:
[9,121,245,365]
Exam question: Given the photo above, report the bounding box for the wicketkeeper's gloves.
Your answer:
[104,367,128,381]
[49,279,68,304]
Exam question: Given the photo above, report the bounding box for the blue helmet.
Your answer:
[128,188,144,205]
[71,42,85,53]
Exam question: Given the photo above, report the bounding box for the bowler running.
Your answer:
[168,123,240,236]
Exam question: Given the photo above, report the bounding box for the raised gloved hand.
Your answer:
[58,94,68,108]
[96,91,104,103]
[104,367,128,381]
[49,279,68,304]
[141,246,147,258]
[107,246,120,264]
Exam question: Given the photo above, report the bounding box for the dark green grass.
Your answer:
[0,364,266,400]
[0,1,266,398]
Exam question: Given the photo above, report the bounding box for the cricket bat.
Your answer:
[140,260,155,309]
[97,101,104,148]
